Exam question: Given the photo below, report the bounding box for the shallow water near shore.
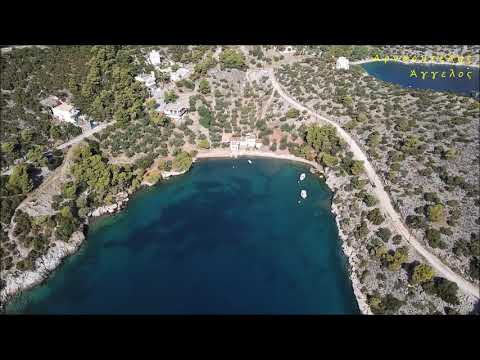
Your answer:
[6,158,360,314]
[361,61,479,96]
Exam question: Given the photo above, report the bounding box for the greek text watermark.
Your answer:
[372,53,474,65]
[409,68,474,80]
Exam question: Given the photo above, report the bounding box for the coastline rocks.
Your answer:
[161,169,188,179]
[88,192,129,218]
[331,200,372,315]
[325,169,372,315]
[0,231,85,310]
[89,204,117,217]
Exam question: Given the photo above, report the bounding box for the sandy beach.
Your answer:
[195,148,323,170]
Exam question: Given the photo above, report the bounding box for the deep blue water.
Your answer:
[6,158,360,314]
[361,61,479,96]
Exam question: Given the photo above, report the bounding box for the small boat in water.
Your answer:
[299,173,306,181]
[300,190,307,199]
[248,160,252,164]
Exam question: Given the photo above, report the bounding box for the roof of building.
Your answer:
[135,72,155,83]
[53,102,74,112]
[148,50,162,65]
[40,96,61,108]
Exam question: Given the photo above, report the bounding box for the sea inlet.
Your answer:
[361,61,479,97]
[7,158,360,314]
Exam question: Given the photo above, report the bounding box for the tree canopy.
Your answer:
[219,49,247,70]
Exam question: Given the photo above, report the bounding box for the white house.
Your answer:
[155,100,188,120]
[230,137,240,152]
[244,133,256,148]
[170,67,190,82]
[52,102,79,124]
[336,57,350,70]
[148,50,162,67]
[234,133,257,151]
[135,72,156,88]
[163,106,188,120]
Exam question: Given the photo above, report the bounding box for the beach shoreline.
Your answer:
[1,149,370,314]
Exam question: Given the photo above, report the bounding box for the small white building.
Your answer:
[135,72,156,88]
[156,101,188,120]
[244,133,256,148]
[164,107,188,120]
[148,50,162,67]
[336,57,350,70]
[170,67,191,82]
[230,137,240,152]
[234,133,257,151]
[52,102,79,124]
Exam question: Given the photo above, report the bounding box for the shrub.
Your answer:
[286,108,300,118]
[197,139,210,149]
[422,278,459,305]
[392,234,402,245]
[469,257,479,280]
[376,227,392,242]
[367,208,384,225]
[425,228,446,249]
[385,246,408,271]
[411,263,435,285]
[172,152,193,172]
[427,204,445,223]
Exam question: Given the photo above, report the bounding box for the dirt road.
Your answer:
[267,69,479,299]
[56,121,113,150]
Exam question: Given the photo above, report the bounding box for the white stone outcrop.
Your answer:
[88,192,129,217]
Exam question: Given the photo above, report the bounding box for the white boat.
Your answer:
[300,190,307,199]
[248,160,252,164]
[299,173,306,181]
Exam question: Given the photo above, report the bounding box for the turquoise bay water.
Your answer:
[7,158,359,314]
[361,61,479,96]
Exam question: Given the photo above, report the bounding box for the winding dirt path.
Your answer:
[267,69,479,299]
[56,121,113,150]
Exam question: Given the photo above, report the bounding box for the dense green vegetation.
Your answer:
[75,46,148,126]
[0,47,90,167]
[301,124,344,167]
[172,152,193,172]
[411,263,435,285]
[70,142,141,208]
[422,277,460,305]
[219,48,247,70]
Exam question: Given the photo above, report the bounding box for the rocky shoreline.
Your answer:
[0,191,132,312]
[325,171,372,315]
[1,151,371,314]
[0,231,85,312]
